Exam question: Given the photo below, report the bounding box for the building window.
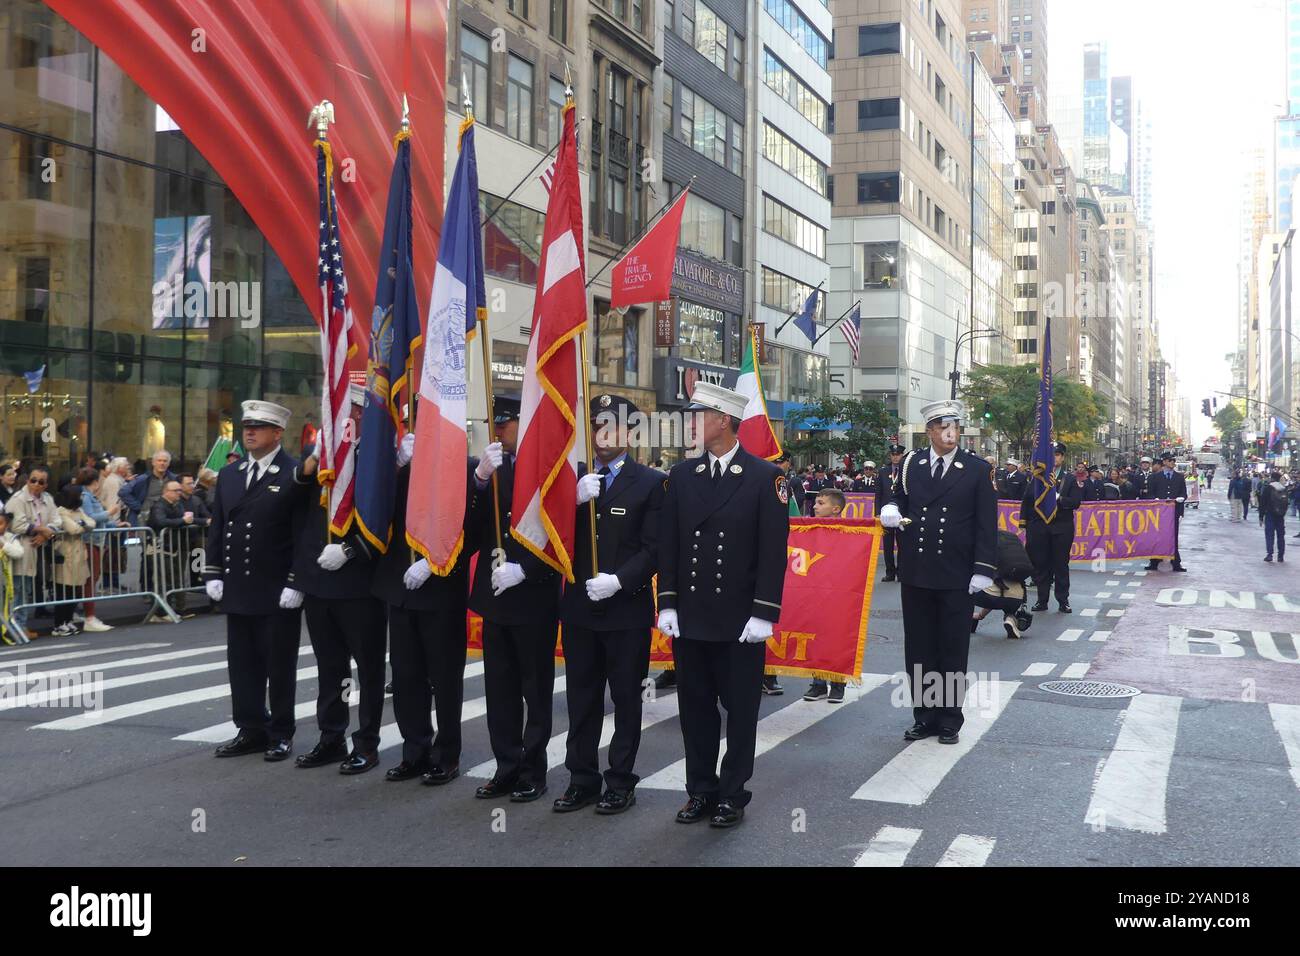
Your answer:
[665,0,675,32]
[730,214,743,267]
[858,23,901,56]
[506,54,534,144]
[1016,338,1038,355]
[730,120,744,175]
[549,0,567,41]
[679,192,726,260]
[677,301,725,363]
[856,171,900,204]
[762,267,824,320]
[762,0,829,67]
[863,241,898,286]
[762,193,826,259]
[681,0,696,46]
[763,49,830,132]
[606,167,626,244]
[858,97,900,131]
[761,122,827,195]
[679,88,694,147]
[547,77,566,147]
[694,1,730,74]
[460,28,490,117]
[680,85,728,167]
[508,0,529,18]
[479,191,545,284]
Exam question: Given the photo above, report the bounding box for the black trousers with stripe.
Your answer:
[226,609,302,740]
[562,625,651,794]
[900,584,972,733]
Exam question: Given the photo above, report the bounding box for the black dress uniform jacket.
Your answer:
[288,495,378,600]
[884,447,998,588]
[1142,469,1189,517]
[468,455,560,624]
[1001,471,1028,501]
[372,461,477,608]
[658,445,789,642]
[202,449,308,614]
[1020,467,1083,533]
[560,458,664,631]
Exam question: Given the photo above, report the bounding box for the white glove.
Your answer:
[1175,497,1185,503]
[968,574,994,595]
[395,432,415,467]
[577,472,603,504]
[279,587,304,609]
[205,580,224,603]
[403,559,431,590]
[475,442,504,481]
[491,561,526,595]
[879,503,902,529]
[2,538,22,560]
[317,543,349,571]
[739,616,774,644]
[656,609,680,638]
[585,572,621,601]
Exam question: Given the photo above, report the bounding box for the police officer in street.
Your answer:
[878,443,907,582]
[878,400,997,745]
[203,400,315,761]
[1022,441,1083,613]
[657,382,789,828]
[374,444,479,786]
[552,394,664,815]
[287,404,387,775]
[1141,451,1188,572]
[469,396,561,803]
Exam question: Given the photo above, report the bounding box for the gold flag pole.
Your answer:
[464,78,504,557]
[395,93,421,568]
[310,98,336,549]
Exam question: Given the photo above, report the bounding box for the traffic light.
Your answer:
[1201,399,1212,417]
[982,401,992,422]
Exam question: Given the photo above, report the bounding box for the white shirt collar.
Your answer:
[928,445,957,471]
[708,441,741,473]
[249,446,281,471]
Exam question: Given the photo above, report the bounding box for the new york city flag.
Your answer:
[354,129,421,551]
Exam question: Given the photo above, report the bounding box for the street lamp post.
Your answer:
[948,326,1000,400]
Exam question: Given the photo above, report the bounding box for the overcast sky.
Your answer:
[1049,0,1285,444]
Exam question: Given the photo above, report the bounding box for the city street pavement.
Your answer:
[1,486,1297,867]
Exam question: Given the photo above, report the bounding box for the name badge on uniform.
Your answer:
[729,464,743,475]
[695,463,706,474]
[268,486,280,493]
[954,461,964,469]
[610,507,627,515]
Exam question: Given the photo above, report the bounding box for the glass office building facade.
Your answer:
[1,1,320,477]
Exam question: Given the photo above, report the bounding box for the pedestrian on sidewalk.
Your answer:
[1261,470,1289,563]
[1230,469,1252,521]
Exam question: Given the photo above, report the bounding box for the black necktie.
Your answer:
[933,458,944,482]
[712,460,722,483]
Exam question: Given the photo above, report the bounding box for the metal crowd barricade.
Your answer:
[155,525,209,616]
[3,525,180,645]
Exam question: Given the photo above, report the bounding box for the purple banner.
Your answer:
[999,499,1179,562]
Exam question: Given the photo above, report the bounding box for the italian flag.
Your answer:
[736,325,782,460]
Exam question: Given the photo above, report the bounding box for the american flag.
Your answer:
[315,138,356,534]
[838,302,862,364]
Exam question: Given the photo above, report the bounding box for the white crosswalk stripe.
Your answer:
[1267,703,1300,792]
[852,678,1020,806]
[639,673,893,791]
[935,833,997,867]
[1084,693,1181,835]
[0,644,225,688]
[854,826,922,866]
[1057,628,1084,642]
[1021,662,1055,676]
[377,667,545,754]
[1089,630,1111,642]
[0,642,167,668]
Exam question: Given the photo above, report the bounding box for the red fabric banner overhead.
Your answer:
[609,189,689,309]
[45,0,447,354]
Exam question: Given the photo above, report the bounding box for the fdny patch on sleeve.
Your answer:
[776,476,789,505]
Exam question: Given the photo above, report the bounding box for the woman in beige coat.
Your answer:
[52,484,95,637]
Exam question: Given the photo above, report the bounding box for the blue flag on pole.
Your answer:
[23,366,45,394]
[1031,315,1058,523]
[354,130,422,552]
[792,288,819,343]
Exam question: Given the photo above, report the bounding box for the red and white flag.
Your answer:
[315,137,357,534]
[512,100,587,582]
[610,187,689,309]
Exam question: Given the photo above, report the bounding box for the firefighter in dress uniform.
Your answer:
[1022,442,1083,613]
[203,400,316,761]
[468,396,561,803]
[1141,451,1189,572]
[551,394,665,816]
[657,382,789,828]
[878,400,998,745]
[287,398,387,775]
[877,444,907,582]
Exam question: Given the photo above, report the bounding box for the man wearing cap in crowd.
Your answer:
[877,443,907,582]
[1134,455,1154,498]
[1001,458,1027,501]
[878,399,997,744]
[552,394,665,816]
[1082,465,1107,502]
[657,381,789,827]
[1021,441,1083,614]
[203,400,317,761]
[467,395,562,803]
[1141,451,1188,572]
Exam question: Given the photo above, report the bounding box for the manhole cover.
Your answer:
[1037,679,1141,699]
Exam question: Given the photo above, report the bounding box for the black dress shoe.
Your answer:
[1058,602,1072,613]
[474,777,518,799]
[675,795,716,823]
[339,750,379,775]
[903,722,935,741]
[709,801,745,828]
[420,764,459,786]
[214,731,269,758]
[386,759,433,781]
[1145,562,1160,571]
[938,729,960,744]
[881,573,897,583]
[653,670,677,690]
[552,785,600,812]
[595,789,636,815]
[1031,601,1049,612]
[384,681,394,694]
[264,739,293,762]
[509,782,548,803]
[1172,565,1187,572]
[295,740,347,768]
